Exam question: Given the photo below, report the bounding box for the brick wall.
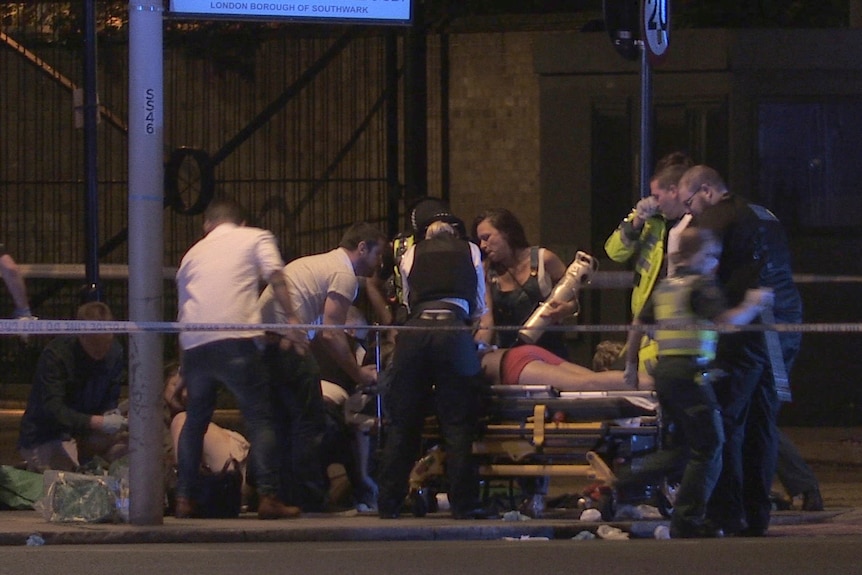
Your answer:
[446,31,542,240]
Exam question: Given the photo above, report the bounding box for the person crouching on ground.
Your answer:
[18,301,128,472]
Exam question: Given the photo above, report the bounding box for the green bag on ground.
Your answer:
[0,465,43,510]
[41,470,119,523]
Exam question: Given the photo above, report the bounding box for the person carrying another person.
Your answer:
[377,217,493,520]
[624,226,774,538]
[17,301,127,472]
[472,207,576,359]
[258,221,387,512]
[175,197,305,520]
[680,164,814,534]
[605,151,694,378]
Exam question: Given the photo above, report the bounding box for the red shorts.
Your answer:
[500,345,565,386]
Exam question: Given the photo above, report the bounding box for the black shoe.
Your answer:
[670,520,725,539]
[377,495,403,519]
[452,506,500,520]
[801,489,824,511]
[714,516,748,537]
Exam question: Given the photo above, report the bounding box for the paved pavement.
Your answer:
[2,410,861,546]
[0,504,859,546]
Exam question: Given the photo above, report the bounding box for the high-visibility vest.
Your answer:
[653,275,717,360]
[604,211,668,317]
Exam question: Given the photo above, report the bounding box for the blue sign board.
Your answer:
[169,0,412,25]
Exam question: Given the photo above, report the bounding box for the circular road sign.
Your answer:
[642,0,670,64]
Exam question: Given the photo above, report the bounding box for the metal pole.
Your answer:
[638,39,653,198]
[82,0,101,302]
[403,7,428,206]
[385,31,400,238]
[128,1,165,525]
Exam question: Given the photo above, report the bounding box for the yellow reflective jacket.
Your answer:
[604,210,668,317]
[653,275,718,361]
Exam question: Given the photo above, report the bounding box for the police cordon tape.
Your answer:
[1,319,861,335]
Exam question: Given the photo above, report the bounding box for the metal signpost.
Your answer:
[603,0,670,198]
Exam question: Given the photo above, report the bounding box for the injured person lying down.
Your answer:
[479,344,654,392]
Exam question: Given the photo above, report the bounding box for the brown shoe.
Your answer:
[257,494,301,520]
[175,497,196,519]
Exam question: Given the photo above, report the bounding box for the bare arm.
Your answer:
[320,292,377,388]
[0,254,32,316]
[714,288,773,326]
[474,278,496,346]
[625,318,643,368]
[358,275,393,326]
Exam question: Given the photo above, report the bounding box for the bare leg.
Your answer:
[519,361,640,391]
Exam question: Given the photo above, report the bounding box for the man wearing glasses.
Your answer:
[679,165,810,536]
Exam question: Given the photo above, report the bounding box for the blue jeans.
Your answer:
[177,338,280,499]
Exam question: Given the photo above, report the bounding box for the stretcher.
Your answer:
[407,385,664,516]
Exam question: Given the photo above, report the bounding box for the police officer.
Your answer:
[376,213,492,519]
[681,164,804,536]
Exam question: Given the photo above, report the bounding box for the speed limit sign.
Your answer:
[642,0,670,64]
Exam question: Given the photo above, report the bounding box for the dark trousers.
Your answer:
[263,345,328,511]
[656,361,724,531]
[707,335,781,534]
[377,316,483,515]
[776,429,819,497]
[708,331,802,534]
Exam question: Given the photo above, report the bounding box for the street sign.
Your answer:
[168,0,413,25]
[603,0,640,61]
[642,0,670,64]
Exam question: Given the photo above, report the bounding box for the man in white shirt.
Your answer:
[175,198,304,520]
[258,221,387,511]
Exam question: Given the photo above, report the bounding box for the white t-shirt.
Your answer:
[259,247,358,339]
[666,213,693,278]
[176,223,284,351]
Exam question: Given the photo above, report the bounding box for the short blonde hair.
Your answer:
[425,220,456,239]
